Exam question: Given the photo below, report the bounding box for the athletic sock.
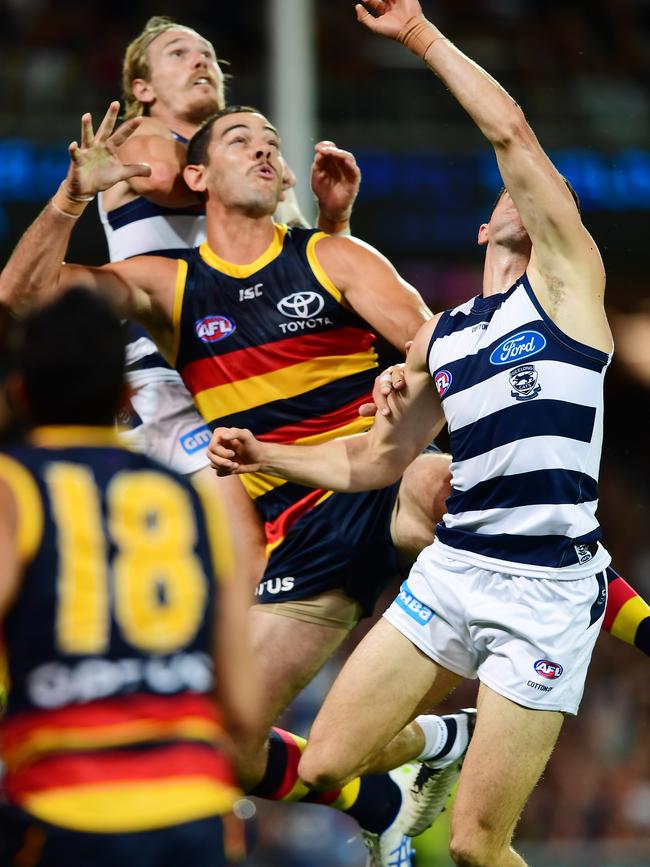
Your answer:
[249,727,402,834]
[415,712,471,766]
[603,566,650,657]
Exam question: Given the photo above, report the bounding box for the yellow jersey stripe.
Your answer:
[170,258,189,367]
[199,224,288,278]
[306,232,342,302]
[23,778,239,833]
[194,349,377,421]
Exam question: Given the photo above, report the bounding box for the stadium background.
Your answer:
[0,1,648,864]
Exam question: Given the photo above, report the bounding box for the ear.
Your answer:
[184,163,208,193]
[131,78,155,109]
[477,222,489,246]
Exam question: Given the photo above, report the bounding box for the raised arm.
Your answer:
[313,232,432,350]
[208,317,445,491]
[0,104,177,349]
[356,0,610,350]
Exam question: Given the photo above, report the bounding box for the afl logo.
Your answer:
[195,315,236,343]
[435,369,452,397]
[277,291,324,319]
[534,659,563,680]
[489,330,546,366]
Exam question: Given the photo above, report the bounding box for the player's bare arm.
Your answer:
[208,317,445,491]
[0,479,20,619]
[314,233,432,350]
[357,0,611,352]
[103,116,202,210]
[0,104,178,355]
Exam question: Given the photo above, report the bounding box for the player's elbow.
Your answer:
[491,105,531,150]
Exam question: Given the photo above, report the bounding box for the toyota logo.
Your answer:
[277,291,324,319]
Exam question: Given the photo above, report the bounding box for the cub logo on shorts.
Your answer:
[509,364,541,402]
[396,582,434,625]
[195,315,236,343]
[435,369,452,398]
[533,659,563,679]
[489,330,546,366]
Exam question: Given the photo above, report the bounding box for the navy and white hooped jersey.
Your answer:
[428,272,612,579]
[97,130,206,392]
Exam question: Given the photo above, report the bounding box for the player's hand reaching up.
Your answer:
[208,428,266,476]
[64,101,152,199]
[312,141,361,233]
[355,0,425,39]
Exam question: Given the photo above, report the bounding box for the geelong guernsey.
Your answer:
[428,272,611,579]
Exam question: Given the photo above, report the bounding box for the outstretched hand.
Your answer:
[312,141,361,227]
[355,0,424,38]
[64,101,152,199]
[208,427,266,476]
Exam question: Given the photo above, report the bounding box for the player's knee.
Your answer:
[449,824,506,867]
[298,748,346,792]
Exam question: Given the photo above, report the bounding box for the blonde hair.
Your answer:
[121,16,225,119]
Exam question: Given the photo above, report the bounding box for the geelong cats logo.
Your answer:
[509,364,541,401]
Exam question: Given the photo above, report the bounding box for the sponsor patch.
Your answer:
[195,315,236,343]
[180,424,212,455]
[435,369,453,398]
[533,659,563,679]
[395,582,434,625]
[509,364,541,401]
[527,680,554,693]
[575,543,594,564]
[489,330,546,366]
[277,291,324,319]
[256,577,295,597]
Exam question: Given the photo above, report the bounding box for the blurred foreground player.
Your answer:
[0,290,258,866]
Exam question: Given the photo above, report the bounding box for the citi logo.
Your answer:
[533,659,563,679]
[277,291,324,319]
[489,330,546,366]
[195,315,236,343]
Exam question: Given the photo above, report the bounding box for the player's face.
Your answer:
[145,28,225,123]
[483,190,529,247]
[203,113,284,216]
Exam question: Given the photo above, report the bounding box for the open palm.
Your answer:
[65,101,151,199]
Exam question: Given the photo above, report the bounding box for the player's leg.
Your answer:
[299,618,463,790]
[449,684,563,867]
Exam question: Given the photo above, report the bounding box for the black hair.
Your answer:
[186,105,262,167]
[11,288,126,426]
[490,177,581,216]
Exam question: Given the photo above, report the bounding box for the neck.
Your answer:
[149,108,202,141]
[481,242,532,297]
[204,204,277,264]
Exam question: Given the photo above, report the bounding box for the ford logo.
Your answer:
[277,291,324,319]
[195,315,236,343]
[534,659,564,679]
[489,330,546,366]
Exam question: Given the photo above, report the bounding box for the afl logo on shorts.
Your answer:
[277,291,324,319]
[435,369,452,398]
[534,659,563,679]
[195,315,236,343]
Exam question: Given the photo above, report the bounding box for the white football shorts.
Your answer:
[383,540,607,715]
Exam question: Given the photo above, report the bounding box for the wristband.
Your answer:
[50,182,94,218]
[397,16,447,60]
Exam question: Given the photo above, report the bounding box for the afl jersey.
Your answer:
[173,224,381,549]
[428,272,611,578]
[0,427,239,832]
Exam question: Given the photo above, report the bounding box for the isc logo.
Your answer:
[533,659,563,679]
[195,315,236,343]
